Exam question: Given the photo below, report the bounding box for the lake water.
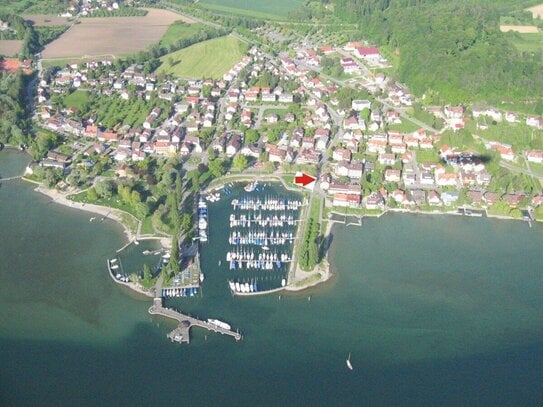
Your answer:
[1,149,542,406]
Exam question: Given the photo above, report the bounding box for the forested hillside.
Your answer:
[0,69,30,147]
[333,0,543,109]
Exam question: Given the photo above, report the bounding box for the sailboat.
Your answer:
[346,353,353,370]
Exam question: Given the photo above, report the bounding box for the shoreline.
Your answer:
[33,184,138,243]
[23,177,539,297]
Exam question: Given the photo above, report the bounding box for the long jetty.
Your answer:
[148,297,242,344]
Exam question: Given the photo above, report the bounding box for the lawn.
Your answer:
[157,35,248,79]
[415,149,441,164]
[63,90,90,110]
[468,120,543,151]
[387,119,421,133]
[159,21,206,49]
[198,0,303,19]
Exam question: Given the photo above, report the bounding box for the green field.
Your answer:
[387,119,421,133]
[509,32,543,52]
[198,0,303,19]
[157,35,248,79]
[62,90,89,110]
[159,21,206,49]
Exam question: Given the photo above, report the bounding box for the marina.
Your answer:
[208,183,304,294]
[198,198,208,243]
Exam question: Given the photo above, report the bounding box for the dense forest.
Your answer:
[0,69,30,147]
[332,0,543,108]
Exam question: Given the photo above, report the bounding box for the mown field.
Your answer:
[198,0,303,19]
[509,32,543,52]
[0,40,22,57]
[42,9,189,59]
[157,35,248,79]
[62,90,90,110]
[159,21,206,49]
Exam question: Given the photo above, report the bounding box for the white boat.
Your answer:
[228,281,236,291]
[346,353,353,370]
[110,258,118,263]
[235,282,241,292]
[244,181,257,192]
[208,319,231,330]
[111,264,119,270]
[281,278,286,287]
[199,273,205,283]
[198,218,208,230]
[134,240,139,245]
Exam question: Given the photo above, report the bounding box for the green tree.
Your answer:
[87,187,98,201]
[244,129,260,145]
[232,154,248,171]
[94,179,116,199]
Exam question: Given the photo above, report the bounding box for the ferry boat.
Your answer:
[208,319,231,330]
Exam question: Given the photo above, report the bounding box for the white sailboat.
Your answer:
[346,352,353,370]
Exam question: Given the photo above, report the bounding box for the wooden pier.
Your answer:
[149,298,242,344]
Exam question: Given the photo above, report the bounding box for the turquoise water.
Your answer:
[1,150,543,406]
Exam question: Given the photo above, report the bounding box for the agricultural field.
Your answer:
[42,9,189,60]
[527,3,543,18]
[159,21,206,49]
[198,0,303,19]
[500,25,539,33]
[0,40,22,57]
[157,35,248,79]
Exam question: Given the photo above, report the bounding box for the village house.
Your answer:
[525,150,543,164]
[442,191,459,206]
[335,161,363,179]
[365,192,384,210]
[354,47,380,62]
[526,115,543,129]
[378,153,396,165]
[384,169,401,183]
[333,147,352,162]
[269,146,287,163]
[226,134,242,157]
[367,138,387,154]
[352,99,371,111]
[240,145,262,159]
[467,190,484,205]
[333,193,361,208]
[435,172,457,187]
[505,112,519,123]
[428,190,442,206]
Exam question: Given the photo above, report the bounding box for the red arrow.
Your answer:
[295,173,316,186]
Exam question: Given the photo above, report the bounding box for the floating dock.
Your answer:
[149,298,242,344]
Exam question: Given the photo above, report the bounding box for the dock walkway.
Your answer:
[149,298,242,343]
